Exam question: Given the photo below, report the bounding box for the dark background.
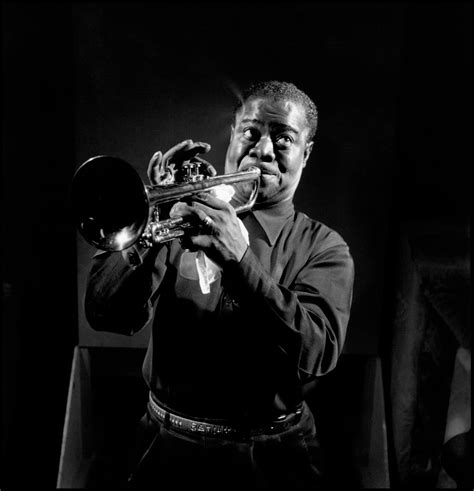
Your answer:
[2,2,471,488]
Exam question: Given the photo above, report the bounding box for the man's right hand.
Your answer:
[147,139,216,185]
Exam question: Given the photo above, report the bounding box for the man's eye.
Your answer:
[243,128,259,141]
[275,135,293,148]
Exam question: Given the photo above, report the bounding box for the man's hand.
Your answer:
[169,193,248,267]
[147,140,216,185]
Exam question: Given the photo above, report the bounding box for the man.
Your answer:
[85,80,354,488]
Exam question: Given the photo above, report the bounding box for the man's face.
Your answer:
[225,97,313,207]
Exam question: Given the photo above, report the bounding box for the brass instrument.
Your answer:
[71,155,261,251]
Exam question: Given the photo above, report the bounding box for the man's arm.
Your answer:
[84,140,215,335]
[224,234,354,380]
[84,245,168,335]
[168,191,354,380]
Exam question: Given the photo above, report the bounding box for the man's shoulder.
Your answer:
[293,210,348,250]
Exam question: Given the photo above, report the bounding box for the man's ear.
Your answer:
[229,124,235,143]
[302,140,314,168]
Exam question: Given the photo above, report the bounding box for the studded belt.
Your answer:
[147,392,303,440]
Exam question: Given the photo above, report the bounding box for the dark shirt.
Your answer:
[85,200,354,422]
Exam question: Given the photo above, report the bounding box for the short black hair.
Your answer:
[233,80,318,141]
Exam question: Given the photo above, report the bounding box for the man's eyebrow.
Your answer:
[239,118,263,125]
[270,123,299,134]
[239,119,299,134]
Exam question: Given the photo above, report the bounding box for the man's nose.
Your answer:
[249,136,275,162]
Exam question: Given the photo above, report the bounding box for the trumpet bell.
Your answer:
[71,155,261,252]
[71,156,149,251]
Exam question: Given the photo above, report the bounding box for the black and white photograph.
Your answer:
[2,2,471,489]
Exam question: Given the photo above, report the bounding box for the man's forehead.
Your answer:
[236,97,307,126]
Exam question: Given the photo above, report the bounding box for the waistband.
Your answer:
[147,392,303,440]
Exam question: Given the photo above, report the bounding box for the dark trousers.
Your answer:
[127,402,324,489]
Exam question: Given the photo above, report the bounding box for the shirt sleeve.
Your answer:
[223,234,354,380]
[84,244,168,335]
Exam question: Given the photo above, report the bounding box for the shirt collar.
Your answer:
[251,200,295,246]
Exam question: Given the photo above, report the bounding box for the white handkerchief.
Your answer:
[179,219,249,294]
[195,251,221,294]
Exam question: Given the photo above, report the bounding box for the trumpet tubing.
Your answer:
[71,155,260,251]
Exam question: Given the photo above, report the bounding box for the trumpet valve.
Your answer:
[182,162,205,182]
[139,214,187,247]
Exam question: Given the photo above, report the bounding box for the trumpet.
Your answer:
[71,155,261,251]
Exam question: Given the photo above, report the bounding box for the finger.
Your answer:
[176,143,211,162]
[187,204,216,229]
[190,141,212,155]
[193,156,217,177]
[165,141,212,164]
[161,140,194,164]
[173,202,218,234]
[191,193,233,212]
[169,201,195,219]
[201,214,215,230]
[147,151,163,185]
[169,201,214,227]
